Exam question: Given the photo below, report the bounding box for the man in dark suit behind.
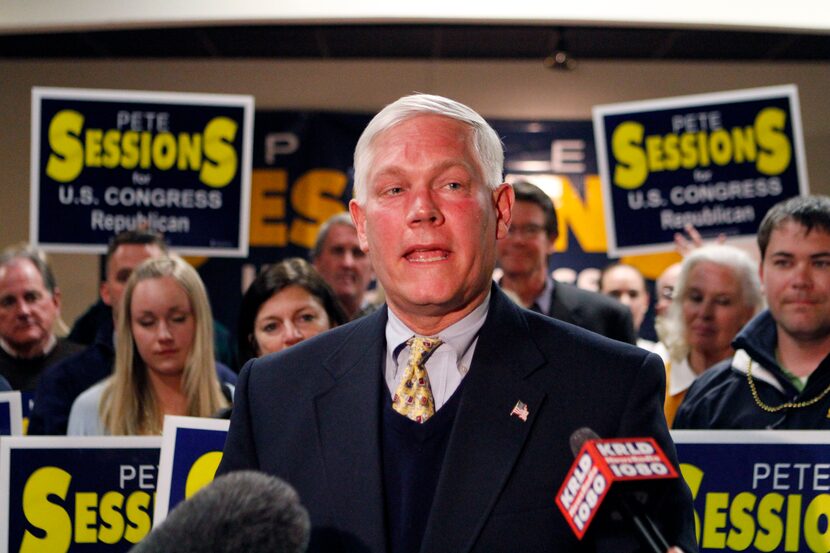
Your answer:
[218,94,695,553]
[497,180,636,345]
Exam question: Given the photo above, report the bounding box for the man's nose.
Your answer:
[407,188,443,225]
[15,299,33,317]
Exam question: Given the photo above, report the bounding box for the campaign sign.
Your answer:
[0,436,161,552]
[673,430,830,553]
[594,85,808,256]
[0,392,23,436]
[31,87,254,256]
[153,416,229,524]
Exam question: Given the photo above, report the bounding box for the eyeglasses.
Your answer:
[507,224,547,239]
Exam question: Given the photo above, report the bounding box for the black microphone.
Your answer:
[130,471,310,553]
[558,427,675,553]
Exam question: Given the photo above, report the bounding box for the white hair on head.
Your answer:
[663,244,765,362]
[352,93,504,204]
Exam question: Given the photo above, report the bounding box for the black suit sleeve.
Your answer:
[612,351,698,553]
[217,359,259,475]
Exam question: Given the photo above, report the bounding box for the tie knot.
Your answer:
[406,336,442,365]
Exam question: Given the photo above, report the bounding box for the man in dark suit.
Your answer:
[496,181,636,345]
[218,94,695,553]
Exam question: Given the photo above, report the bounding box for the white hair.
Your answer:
[352,93,504,204]
[663,244,765,362]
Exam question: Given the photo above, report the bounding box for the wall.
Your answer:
[2,58,828,324]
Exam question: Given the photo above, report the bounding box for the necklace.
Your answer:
[746,359,830,412]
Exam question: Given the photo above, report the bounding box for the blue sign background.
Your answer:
[676,439,830,552]
[167,427,228,511]
[6,445,160,552]
[34,90,250,254]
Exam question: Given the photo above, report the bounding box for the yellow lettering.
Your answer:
[755,492,784,552]
[98,491,126,545]
[121,131,140,169]
[74,492,98,543]
[20,466,72,553]
[201,116,238,187]
[679,463,703,542]
[102,130,121,169]
[124,491,152,544]
[702,492,729,548]
[804,494,830,553]
[679,133,699,169]
[696,131,710,167]
[709,129,733,166]
[731,126,757,164]
[185,451,223,499]
[611,121,647,189]
[45,110,85,183]
[726,492,756,550]
[785,494,802,552]
[645,135,665,172]
[249,169,288,247]
[152,132,177,170]
[290,169,349,248]
[555,176,607,252]
[178,133,202,171]
[140,132,152,169]
[662,133,681,170]
[755,107,791,175]
[85,129,103,168]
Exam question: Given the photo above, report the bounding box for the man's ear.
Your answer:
[493,183,514,240]
[51,286,62,311]
[349,199,370,253]
[100,281,112,307]
[547,233,558,255]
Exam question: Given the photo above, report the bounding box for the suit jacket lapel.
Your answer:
[315,309,389,553]
[421,288,548,553]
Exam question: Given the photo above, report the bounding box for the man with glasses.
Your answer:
[496,180,636,344]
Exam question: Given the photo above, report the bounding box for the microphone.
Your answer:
[556,427,677,553]
[130,471,310,553]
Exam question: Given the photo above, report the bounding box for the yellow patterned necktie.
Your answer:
[392,336,443,423]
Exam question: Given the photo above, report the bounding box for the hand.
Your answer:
[673,223,725,256]
[666,548,685,553]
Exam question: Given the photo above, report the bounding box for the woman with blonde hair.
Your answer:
[68,255,231,435]
[662,244,764,426]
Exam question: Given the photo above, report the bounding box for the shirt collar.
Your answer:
[533,275,554,314]
[669,355,698,396]
[386,291,491,362]
[0,334,57,360]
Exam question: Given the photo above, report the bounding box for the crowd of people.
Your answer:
[3,193,830,437]
[6,92,830,552]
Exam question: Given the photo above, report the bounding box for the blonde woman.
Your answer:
[68,255,231,435]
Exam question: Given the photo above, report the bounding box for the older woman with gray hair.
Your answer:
[662,244,764,426]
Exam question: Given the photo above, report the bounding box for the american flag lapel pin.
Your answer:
[510,400,529,422]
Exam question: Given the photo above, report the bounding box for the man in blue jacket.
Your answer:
[676,195,830,429]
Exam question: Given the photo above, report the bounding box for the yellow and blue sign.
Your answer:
[30,87,254,257]
[153,416,229,525]
[0,391,23,436]
[594,85,808,256]
[0,436,161,552]
[673,430,830,553]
